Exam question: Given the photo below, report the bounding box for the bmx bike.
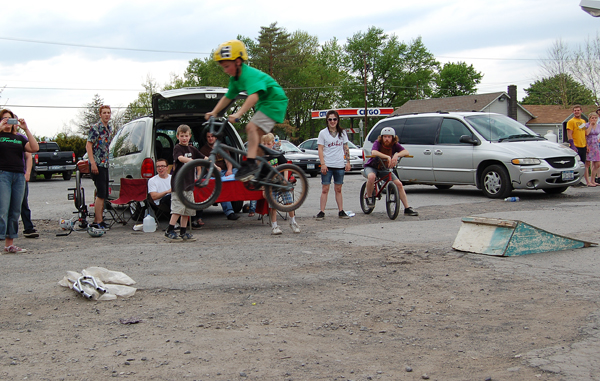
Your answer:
[174,117,309,213]
[359,156,409,220]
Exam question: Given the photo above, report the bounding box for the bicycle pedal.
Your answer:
[68,194,75,200]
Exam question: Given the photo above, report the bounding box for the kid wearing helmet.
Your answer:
[206,39,288,182]
[363,127,418,216]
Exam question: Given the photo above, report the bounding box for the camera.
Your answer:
[7,118,19,125]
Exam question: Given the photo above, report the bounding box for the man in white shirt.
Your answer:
[148,158,172,217]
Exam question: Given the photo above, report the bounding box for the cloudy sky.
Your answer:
[1,0,598,138]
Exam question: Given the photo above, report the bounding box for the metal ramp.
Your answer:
[452,216,596,256]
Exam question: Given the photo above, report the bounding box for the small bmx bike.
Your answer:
[359,156,405,220]
[174,117,309,213]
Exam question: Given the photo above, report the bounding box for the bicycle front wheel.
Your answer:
[175,159,222,210]
[264,164,308,212]
[359,182,375,214]
[386,182,400,220]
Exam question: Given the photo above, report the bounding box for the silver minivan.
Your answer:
[108,87,245,201]
[363,112,583,198]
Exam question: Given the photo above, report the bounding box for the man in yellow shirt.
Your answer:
[566,105,587,185]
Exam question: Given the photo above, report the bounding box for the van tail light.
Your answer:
[34,154,39,164]
[362,150,365,161]
[72,152,76,163]
[141,158,155,179]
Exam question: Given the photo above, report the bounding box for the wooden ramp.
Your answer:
[452,217,596,256]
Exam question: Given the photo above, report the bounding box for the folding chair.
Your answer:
[107,178,148,225]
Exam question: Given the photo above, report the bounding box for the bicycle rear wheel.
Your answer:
[264,164,308,212]
[386,182,400,220]
[359,182,376,214]
[175,159,222,210]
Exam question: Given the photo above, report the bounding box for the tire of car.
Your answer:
[435,184,453,190]
[231,200,244,213]
[63,171,72,181]
[543,186,569,194]
[30,170,37,182]
[44,173,52,180]
[481,164,512,199]
[310,172,318,178]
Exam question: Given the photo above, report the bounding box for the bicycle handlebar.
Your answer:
[206,116,228,137]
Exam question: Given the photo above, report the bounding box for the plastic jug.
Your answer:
[142,213,157,232]
[544,130,557,143]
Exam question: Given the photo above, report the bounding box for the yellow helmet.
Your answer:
[213,40,248,62]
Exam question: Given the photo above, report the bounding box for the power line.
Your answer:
[4,86,141,91]
[0,36,209,55]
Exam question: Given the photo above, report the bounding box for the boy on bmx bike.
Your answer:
[205,39,288,183]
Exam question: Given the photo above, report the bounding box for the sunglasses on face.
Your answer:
[156,165,168,168]
[328,118,338,121]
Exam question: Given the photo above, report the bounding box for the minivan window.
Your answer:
[400,117,440,145]
[156,98,220,114]
[111,121,145,158]
[465,114,540,142]
[438,119,473,144]
[368,119,406,142]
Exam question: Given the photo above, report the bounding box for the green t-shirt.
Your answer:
[225,64,288,123]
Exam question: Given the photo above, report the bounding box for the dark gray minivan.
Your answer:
[363,112,584,198]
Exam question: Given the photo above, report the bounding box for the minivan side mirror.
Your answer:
[459,135,480,145]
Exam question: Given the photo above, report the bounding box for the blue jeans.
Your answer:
[220,169,236,216]
[0,171,26,240]
[21,182,34,231]
[321,168,345,185]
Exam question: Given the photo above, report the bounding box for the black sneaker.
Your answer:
[98,221,110,230]
[23,229,39,238]
[235,161,259,182]
[338,210,350,219]
[404,207,419,216]
[365,197,375,207]
[315,211,325,221]
[227,213,240,220]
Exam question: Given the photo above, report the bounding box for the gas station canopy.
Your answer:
[311,108,395,119]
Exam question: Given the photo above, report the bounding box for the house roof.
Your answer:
[391,92,506,115]
[523,105,599,124]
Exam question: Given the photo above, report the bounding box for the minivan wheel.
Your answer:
[481,165,512,199]
[543,186,569,194]
[435,184,453,190]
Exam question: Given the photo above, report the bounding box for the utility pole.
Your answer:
[363,54,368,146]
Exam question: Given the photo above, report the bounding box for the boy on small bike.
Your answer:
[364,127,419,216]
[205,39,288,182]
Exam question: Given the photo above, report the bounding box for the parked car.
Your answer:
[277,140,321,177]
[244,139,321,177]
[298,137,363,170]
[107,87,246,211]
[363,112,584,198]
[32,141,76,181]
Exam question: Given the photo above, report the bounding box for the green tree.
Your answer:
[341,29,439,131]
[434,62,483,98]
[123,76,161,124]
[521,74,595,106]
[53,133,88,159]
[74,94,105,136]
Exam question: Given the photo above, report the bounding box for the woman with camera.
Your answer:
[0,109,39,253]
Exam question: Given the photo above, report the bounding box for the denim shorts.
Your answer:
[321,168,345,185]
[364,166,399,182]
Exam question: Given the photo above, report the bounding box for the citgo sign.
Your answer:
[311,108,394,119]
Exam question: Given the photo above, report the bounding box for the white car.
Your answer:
[298,138,364,170]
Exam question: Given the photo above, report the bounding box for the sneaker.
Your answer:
[4,245,27,254]
[290,222,301,233]
[404,207,419,216]
[23,229,39,238]
[98,221,110,230]
[365,197,375,207]
[164,230,182,242]
[235,161,259,182]
[226,213,240,220]
[338,210,350,219]
[271,226,283,235]
[180,232,197,242]
[315,211,325,221]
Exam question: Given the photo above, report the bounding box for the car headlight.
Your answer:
[511,158,541,165]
